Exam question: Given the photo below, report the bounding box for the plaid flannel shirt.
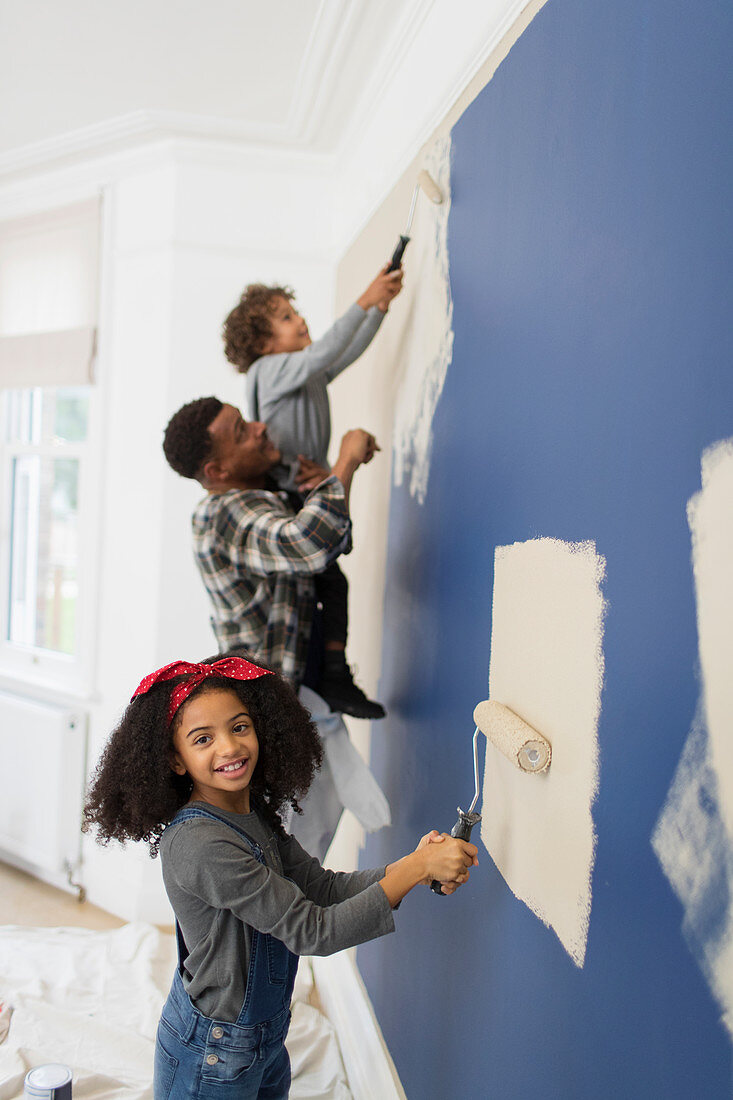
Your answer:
[191,475,352,686]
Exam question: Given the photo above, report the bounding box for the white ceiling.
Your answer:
[0,0,417,158]
[0,0,534,241]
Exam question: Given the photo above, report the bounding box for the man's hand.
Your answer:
[357,265,404,313]
[330,429,380,506]
[295,456,331,492]
[337,429,380,468]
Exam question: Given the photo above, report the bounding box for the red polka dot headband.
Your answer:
[131,657,272,724]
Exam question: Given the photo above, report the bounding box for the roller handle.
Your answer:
[387,235,410,272]
[430,810,482,896]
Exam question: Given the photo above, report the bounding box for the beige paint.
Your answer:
[391,135,453,503]
[688,440,733,843]
[652,439,733,1037]
[482,538,606,967]
[326,0,552,872]
[329,0,551,715]
[327,160,419,867]
[326,134,454,868]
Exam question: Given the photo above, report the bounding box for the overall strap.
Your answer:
[170,804,265,860]
[168,805,266,970]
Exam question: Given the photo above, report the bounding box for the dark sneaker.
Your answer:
[317,664,386,720]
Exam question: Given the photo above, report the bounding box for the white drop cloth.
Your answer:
[0,923,351,1099]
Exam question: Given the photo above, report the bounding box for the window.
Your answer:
[0,199,101,693]
[5,387,89,656]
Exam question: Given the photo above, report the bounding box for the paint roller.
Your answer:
[430,700,552,895]
[386,169,444,272]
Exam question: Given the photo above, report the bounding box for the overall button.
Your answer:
[211,1026,224,1039]
[206,1054,219,1065]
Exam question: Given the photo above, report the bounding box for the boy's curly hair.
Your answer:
[223,284,295,372]
[83,657,323,857]
[162,396,222,480]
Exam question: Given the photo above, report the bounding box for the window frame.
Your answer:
[0,189,107,700]
[0,383,103,697]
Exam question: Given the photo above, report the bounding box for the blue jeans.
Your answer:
[154,806,299,1099]
[154,971,292,1099]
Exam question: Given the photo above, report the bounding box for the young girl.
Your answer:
[83,655,477,1100]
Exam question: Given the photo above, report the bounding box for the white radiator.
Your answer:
[0,691,88,895]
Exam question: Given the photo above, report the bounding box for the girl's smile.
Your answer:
[170,687,259,813]
[215,757,249,775]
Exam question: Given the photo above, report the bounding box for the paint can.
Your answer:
[23,1064,72,1099]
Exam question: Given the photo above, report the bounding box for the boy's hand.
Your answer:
[357,265,404,312]
[295,456,331,492]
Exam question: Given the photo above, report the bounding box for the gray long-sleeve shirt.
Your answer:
[245,303,384,487]
[160,802,394,1020]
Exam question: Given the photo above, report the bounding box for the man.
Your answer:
[162,397,390,857]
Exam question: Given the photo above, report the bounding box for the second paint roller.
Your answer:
[430,701,551,895]
[387,169,444,271]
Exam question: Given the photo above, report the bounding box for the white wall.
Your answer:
[93,150,345,921]
[0,142,344,922]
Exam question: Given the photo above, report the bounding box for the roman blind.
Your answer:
[0,198,101,388]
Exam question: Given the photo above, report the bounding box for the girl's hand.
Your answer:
[421,835,478,892]
[380,836,478,908]
[416,829,444,851]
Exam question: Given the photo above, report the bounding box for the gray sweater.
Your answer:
[246,303,384,487]
[160,802,394,1020]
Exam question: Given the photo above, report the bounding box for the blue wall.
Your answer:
[359,1,733,1096]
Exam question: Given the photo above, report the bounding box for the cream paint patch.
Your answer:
[652,439,733,1038]
[482,538,606,967]
[688,440,733,842]
[391,135,453,504]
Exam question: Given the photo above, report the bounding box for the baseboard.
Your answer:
[312,950,407,1100]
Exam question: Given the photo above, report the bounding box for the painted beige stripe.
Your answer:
[482,538,606,967]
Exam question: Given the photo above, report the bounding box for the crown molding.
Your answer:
[0,0,543,255]
[0,109,304,182]
[320,0,437,154]
[0,0,429,183]
[285,0,370,147]
[333,0,545,249]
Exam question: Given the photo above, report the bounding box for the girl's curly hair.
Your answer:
[223,284,295,372]
[83,657,323,857]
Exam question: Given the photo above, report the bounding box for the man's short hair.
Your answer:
[222,284,294,373]
[163,396,223,480]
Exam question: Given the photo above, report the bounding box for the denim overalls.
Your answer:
[154,806,300,1099]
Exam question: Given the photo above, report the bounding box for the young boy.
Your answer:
[222,265,403,720]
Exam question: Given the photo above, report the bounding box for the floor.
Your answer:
[0,858,126,930]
